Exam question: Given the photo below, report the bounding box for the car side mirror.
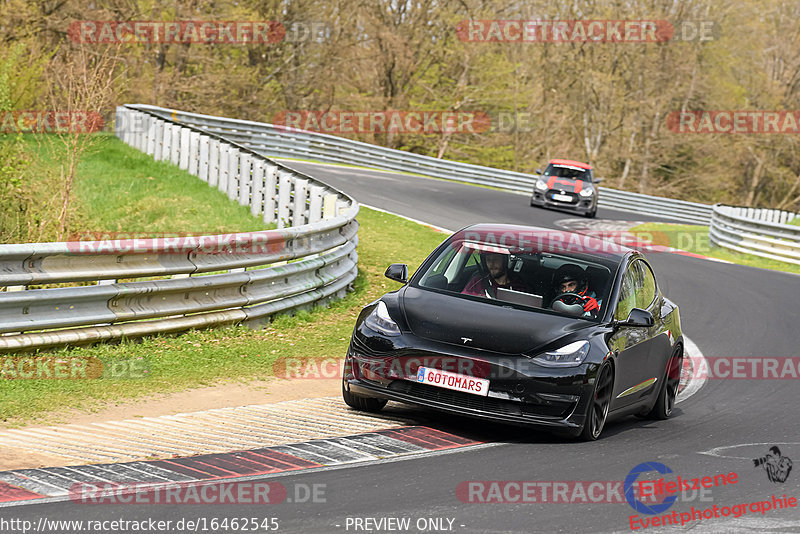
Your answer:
[618,308,654,327]
[594,177,604,184]
[535,168,543,174]
[385,263,408,283]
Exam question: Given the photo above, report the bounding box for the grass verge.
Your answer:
[10,133,273,238]
[629,222,800,276]
[0,207,447,426]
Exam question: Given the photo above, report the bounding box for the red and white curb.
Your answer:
[0,426,482,506]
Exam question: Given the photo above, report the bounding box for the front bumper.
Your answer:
[531,190,595,215]
[343,340,599,434]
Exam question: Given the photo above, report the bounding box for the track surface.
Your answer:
[5,162,799,533]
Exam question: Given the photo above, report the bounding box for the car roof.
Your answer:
[454,223,633,263]
[549,159,592,170]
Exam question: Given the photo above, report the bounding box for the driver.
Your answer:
[462,251,528,298]
[550,264,600,318]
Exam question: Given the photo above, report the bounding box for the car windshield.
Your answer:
[543,164,591,182]
[413,228,618,321]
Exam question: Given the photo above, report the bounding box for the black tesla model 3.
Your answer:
[342,224,684,440]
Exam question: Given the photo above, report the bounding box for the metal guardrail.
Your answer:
[709,204,800,265]
[0,106,359,352]
[129,104,714,225]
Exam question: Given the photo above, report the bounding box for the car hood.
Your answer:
[399,286,594,355]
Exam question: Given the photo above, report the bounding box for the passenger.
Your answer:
[462,251,528,298]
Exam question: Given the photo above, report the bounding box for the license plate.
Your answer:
[415,367,490,397]
[552,193,573,202]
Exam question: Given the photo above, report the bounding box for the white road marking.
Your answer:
[361,204,453,233]
[698,442,800,460]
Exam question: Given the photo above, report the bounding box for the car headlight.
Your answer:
[535,180,548,191]
[579,187,594,197]
[363,301,401,336]
[532,340,590,367]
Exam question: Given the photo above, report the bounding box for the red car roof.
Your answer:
[549,159,592,170]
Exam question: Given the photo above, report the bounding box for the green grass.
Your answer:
[17,134,273,237]
[628,222,800,275]
[0,207,446,426]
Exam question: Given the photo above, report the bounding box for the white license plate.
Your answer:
[552,193,574,202]
[415,367,490,397]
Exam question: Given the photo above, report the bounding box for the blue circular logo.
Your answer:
[624,462,677,514]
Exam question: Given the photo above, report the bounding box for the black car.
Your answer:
[530,159,601,218]
[342,224,683,440]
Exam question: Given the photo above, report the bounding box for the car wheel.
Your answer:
[342,381,387,413]
[530,198,535,206]
[644,348,683,420]
[584,208,597,218]
[580,363,613,441]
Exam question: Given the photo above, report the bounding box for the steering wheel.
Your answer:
[551,292,586,315]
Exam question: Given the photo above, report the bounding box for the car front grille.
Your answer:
[387,381,570,419]
[546,191,579,204]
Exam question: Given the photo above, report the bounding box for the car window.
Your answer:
[634,260,657,310]
[414,235,615,320]
[544,164,590,182]
[614,260,657,320]
[614,266,637,321]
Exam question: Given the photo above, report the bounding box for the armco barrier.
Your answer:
[128,104,714,225]
[0,106,359,352]
[709,204,800,265]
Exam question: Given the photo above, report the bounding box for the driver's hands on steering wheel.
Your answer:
[552,292,599,317]
[582,296,599,315]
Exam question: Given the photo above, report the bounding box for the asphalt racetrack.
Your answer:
[7,161,799,533]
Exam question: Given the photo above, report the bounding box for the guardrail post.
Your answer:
[170,125,181,165]
[162,123,172,162]
[198,135,210,182]
[309,185,324,223]
[208,139,220,187]
[153,120,164,161]
[336,199,348,217]
[250,160,265,217]
[145,116,156,156]
[218,144,230,195]
[277,171,292,229]
[263,164,278,224]
[179,128,191,170]
[238,153,253,207]
[227,147,240,201]
[293,178,308,226]
[127,110,138,147]
[322,194,337,219]
[188,131,200,175]
[132,112,144,150]
[115,107,125,141]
